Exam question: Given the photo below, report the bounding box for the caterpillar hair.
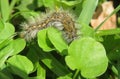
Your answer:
[19,9,80,43]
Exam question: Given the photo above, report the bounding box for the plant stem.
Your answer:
[9,0,17,13]
[95,28,120,36]
[73,69,80,79]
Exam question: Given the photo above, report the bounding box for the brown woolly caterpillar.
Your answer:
[19,9,80,43]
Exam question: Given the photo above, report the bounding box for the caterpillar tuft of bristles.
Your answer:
[19,10,80,43]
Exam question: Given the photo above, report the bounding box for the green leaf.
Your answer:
[56,0,81,9]
[95,28,120,36]
[10,38,26,55]
[60,0,81,6]
[57,75,72,79]
[36,64,46,79]
[37,0,44,7]
[102,35,120,61]
[0,22,15,43]
[32,45,71,76]
[0,72,12,79]
[0,21,13,50]
[27,47,39,64]
[7,55,34,78]
[9,0,18,14]
[47,27,68,53]
[74,1,83,16]
[26,47,40,73]
[0,0,10,21]
[65,37,108,78]
[0,44,13,70]
[0,19,4,32]
[0,38,25,70]
[77,0,98,25]
[16,0,35,11]
[37,29,54,52]
[42,0,55,10]
[81,24,94,37]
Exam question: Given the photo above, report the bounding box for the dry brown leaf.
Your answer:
[91,1,116,30]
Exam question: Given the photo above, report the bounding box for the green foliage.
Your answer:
[37,27,68,53]
[7,55,34,78]
[0,0,10,21]
[77,0,98,24]
[47,27,68,53]
[37,28,54,52]
[65,37,108,78]
[0,0,120,79]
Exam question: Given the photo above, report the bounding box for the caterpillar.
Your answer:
[19,10,79,43]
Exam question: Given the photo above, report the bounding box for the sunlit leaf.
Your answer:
[65,37,108,78]
[42,0,55,10]
[10,38,26,55]
[0,38,26,70]
[37,29,54,52]
[0,22,15,43]
[0,0,10,21]
[7,55,34,78]
[0,44,13,69]
[47,27,68,53]
[77,0,98,25]
[0,19,4,32]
